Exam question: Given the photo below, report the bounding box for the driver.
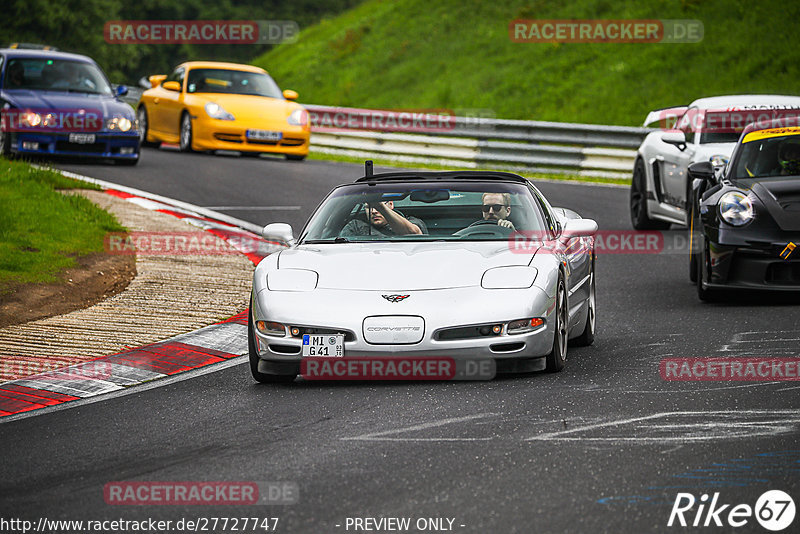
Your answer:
[777,138,800,176]
[5,61,24,88]
[479,192,515,230]
[340,201,425,236]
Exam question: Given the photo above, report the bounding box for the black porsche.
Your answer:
[688,119,800,300]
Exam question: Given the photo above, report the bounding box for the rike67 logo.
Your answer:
[668,490,795,531]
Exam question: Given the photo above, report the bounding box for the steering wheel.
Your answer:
[454,219,512,238]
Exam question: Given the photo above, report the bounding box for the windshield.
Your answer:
[298,182,547,243]
[186,68,283,97]
[3,57,112,95]
[732,133,800,180]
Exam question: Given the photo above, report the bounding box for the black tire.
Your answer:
[179,112,193,152]
[0,110,13,157]
[545,278,568,372]
[136,106,158,147]
[572,266,595,347]
[248,307,295,384]
[696,240,717,302]
[630,158,670,230]
[285,154,306,161]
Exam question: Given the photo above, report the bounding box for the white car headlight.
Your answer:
[481,266,538,289]
[718,191,754,226]
[287,108,308,126]
[205,102,235,120]
[709,155,728,167]
[267,269,318,291]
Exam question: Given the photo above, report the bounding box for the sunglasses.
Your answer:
[482,204,508,213]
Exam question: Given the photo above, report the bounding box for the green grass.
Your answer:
[0,159,124,292]
[255,0,800,126]
[307,151,629,185]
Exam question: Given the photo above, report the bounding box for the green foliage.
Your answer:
[254,0,800,125]
[0,0,362,82]
[0,159,124,290]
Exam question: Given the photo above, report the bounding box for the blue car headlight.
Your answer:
[106,116,134,132]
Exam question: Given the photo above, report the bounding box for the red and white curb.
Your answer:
[0,173,285,420]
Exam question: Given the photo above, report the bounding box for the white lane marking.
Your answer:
[341,413,497,442]
[203,206,302,211]
[0,357,247,424]
[526,410,800,443]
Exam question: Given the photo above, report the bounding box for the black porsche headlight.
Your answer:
[718,191,754,226]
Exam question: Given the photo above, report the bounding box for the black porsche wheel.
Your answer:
[630,158,670,230]
[546,278,568,372]
[696,241,717,302]
[248,306,295,384]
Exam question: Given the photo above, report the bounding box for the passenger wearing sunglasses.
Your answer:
[480,193,515,230]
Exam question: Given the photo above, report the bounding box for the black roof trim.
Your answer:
[354,170,529,184]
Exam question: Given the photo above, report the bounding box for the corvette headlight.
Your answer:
[718,191,754,226]
[106,117,133,131]
[481,266,538,289]
[710,155,728,167]
[287,108,308,126]
[205,102,234,120]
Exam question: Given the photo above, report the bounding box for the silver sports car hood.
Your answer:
[278,242,539,291]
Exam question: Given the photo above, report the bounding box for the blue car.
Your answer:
[0,48,139,164]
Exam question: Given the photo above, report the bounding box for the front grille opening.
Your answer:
[268,343,301,355]
[765,262,800,285]
[214,133,243,143]
[435,324,503,341]
[490,342,525,353]
[280,138,306,147]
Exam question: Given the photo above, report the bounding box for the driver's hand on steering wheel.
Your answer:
[497,219,515,230]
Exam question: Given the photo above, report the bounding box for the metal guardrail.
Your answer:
[118,85,646,179]
[305,104,649,179]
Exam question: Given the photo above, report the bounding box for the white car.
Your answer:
[629,94,800,229]
[249,169,598,383]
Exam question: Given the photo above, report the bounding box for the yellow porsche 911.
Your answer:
[137,61,309,160]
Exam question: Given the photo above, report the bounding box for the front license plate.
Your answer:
[302,334,344,357]
[68,133,96,144]
[246,129,282,141]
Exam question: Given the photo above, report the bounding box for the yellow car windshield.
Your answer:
[185,68,283,98]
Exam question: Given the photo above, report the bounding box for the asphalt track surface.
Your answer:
[2,147,799,533]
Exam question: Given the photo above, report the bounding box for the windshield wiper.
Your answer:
[303,237,351,244]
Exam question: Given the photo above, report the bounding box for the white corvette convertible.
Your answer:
[249,168,598,383]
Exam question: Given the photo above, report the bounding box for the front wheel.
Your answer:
[630,158,670,230]
[137,106,158,147]
[696,241,717,302]
[545,278,569,372]
[248,306,295,384]
[179,112,193,152]
[571,268,595,347]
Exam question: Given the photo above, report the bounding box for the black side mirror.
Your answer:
[688,161,715,182]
